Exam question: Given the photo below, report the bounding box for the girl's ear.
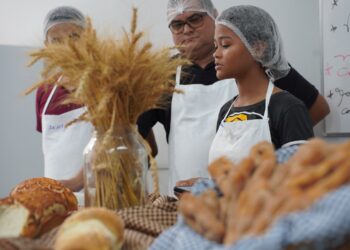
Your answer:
[253,41,267,59]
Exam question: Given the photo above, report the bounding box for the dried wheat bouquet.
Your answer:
[25,8,186,208]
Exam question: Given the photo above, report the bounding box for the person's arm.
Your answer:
[275,66,330,126]
[58,167,84,192]
[308,94,330,126]
[145,129,158,157]
[137,109,161,157]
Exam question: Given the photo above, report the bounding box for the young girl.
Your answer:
[208,5,314,164]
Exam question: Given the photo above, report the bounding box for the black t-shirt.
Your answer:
[216,91,314,149]
[137,62,319,142]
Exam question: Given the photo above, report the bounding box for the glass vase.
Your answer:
[83,125,148,209]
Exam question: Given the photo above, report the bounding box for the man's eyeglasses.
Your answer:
[168,13,207,34]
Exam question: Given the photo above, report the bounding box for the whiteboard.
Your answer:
[321,0,350,134]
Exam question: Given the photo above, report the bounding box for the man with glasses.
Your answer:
[139,0,237,195]
[138,0,329,194]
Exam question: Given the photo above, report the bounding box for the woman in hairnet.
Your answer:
[35,6,92,191]
[208,5,314,164]
[36,6,158,191]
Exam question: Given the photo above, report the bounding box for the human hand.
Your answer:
[175,177,202,187]
[58,178,83,192]
[58,168,84,192]
[174,177,201,199]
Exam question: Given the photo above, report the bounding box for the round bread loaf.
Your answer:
[0,177,78,238]
[10,177,77,212]
[55,207,124,250]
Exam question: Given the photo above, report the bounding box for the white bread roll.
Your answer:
[55,207,124,250]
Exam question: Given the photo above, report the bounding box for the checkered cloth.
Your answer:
[150,145,350,250]
[0,194,178,250]
[119,195,178,250]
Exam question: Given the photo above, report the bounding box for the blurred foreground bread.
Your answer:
[179,139,350,245]
[0,177,77,238]
[55,207,124,250]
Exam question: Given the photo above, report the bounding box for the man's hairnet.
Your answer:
[217,5,290,81]
[167,0,217,25]
[43,6,86,39]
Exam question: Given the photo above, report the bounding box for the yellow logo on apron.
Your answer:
[225,113,248,122]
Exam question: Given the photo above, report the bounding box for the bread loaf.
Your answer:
[55,207,124,250]
[0,177,77,238]
[0,197,30,238]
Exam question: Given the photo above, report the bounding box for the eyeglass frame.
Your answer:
[168,12,208,35]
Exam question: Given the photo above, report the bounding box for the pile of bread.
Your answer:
[179,139,350,245]
[0,177,124,250]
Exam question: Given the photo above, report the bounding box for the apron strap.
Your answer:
[221,96,237,124]
[43,75,64,115]
[175,65,182,86]
[42,84,59,115]
[263,81,274,119]
[281,140,306,148]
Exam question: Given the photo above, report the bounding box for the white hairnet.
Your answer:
[216,5,290,81]
[43,6,86,39]
[167,0,217,25]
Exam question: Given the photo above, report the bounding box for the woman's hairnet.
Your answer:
[43,6,86,39]
[167,0,217,25]
[216,5,290,81]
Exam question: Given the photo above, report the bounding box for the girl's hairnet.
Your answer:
[217,5,290,81]
[167,0,217,25]
[43,6,86,39]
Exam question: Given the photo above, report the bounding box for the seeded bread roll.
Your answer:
[55,207,124,250]
[0,177,78,238]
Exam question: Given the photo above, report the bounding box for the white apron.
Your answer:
[168,66,237,193]
[42,83,93,180]
[208,81,274,164]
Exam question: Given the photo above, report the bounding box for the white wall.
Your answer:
[0,45,43,197]
[0,0,171,48]
[0,0,349,197]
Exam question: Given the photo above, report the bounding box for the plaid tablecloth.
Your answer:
[119,195,178,250]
